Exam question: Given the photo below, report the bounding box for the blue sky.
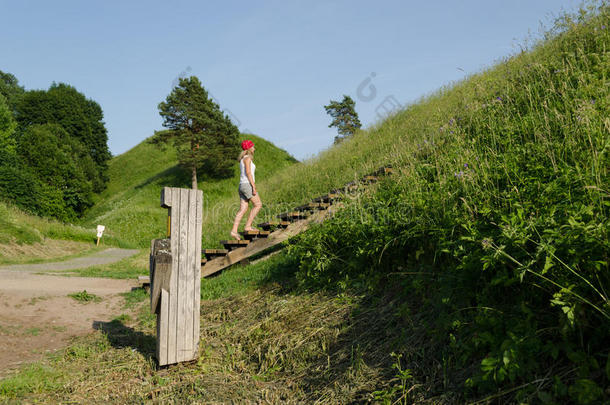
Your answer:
[1,0,581,160]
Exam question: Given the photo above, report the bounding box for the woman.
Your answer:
[230,140,262,240]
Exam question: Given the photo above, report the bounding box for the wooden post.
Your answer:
[150,187,202,366]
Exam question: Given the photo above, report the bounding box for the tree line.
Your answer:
[0,70,111,221]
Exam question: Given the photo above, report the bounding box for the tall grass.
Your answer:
[284,4,610,402]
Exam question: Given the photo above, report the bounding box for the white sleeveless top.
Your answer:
[239,157,255,184]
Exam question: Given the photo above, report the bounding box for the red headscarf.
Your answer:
[241,140,254,150]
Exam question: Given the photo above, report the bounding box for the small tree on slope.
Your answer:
[153,76,240,189]
[324,95,361,144]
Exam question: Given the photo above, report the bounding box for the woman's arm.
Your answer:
[244,156,257,195]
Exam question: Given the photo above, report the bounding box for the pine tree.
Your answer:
[153,76,240,189]
[324,95,362,144]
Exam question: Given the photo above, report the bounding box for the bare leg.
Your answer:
[231,199,249,239]
[244,194,262,231]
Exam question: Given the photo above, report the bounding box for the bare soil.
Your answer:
[0,249,139,378]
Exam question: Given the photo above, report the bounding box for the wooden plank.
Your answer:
[160,187,172,208]
[241,230,270,240]
[204,249,228,260]
[257,221,290,230]
[294,202,320,212]
[311,193,339,203]
[220,240,250,250]
[157,288,169,366]
[167,188,179,365]
[193,190,202,358]
[276,211,309,221]
[203,249,229,254]
[202,209,331,277]
[183,188,195,362]
[139,275,150,285]
[150,253,171,314]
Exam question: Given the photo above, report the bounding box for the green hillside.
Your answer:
[2,5,609,404]
[81,133,297,248]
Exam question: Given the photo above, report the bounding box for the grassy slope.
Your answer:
[0,201,130,264]
[2,5,609,404]
[81,133,297,249]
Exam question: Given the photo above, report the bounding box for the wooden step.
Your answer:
[138,275,150,287]
[361,175,379,183]
[276,211,309,221]
[371,166,394,176]
[241,230,271,240]
[201,257,207,265]
[220,239,250,251]
[311,193,339,203]
[203,249,229,259]
[257,221,290,231]
[294,202,322,212]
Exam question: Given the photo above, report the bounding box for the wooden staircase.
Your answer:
[199,166,393,277]
[139,166,393,286]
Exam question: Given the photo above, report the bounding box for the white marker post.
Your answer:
[96,225,105,246]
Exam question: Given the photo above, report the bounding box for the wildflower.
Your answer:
[454,171,464,179]
[496,96,503,102]
[482,239,492,249]
[602,25,606,29]
[449,118,455,125]
[464,163,469,168]
[590,99,596,104]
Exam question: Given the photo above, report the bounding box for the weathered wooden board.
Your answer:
[257,221,291,231]
[241,230,270,240]
[220,240,250,250]
[311,193,339,203]
[150,187,202,366]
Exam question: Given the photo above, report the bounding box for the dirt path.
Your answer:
[0,248,139,273]
[0,248,141,378]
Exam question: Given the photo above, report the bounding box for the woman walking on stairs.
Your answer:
[230,140,262,240]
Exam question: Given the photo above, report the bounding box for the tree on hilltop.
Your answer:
[152,76,240,189]
[324,95,361,144]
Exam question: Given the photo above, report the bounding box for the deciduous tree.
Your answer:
[15,83,111,192]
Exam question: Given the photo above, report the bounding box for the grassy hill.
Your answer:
[1,4,609,404]
[81,133,297,248]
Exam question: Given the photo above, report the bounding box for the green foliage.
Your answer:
[287,5,610,403]
[0,94,16,154]
[154,76,240,187]
[0,69,24,111]
[68,290,101,303]
[324,95,362,144]
[15,82,111,192]
[17,124,94,220]
[0,364,63,398]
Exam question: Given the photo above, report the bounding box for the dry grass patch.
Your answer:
[2,283,451,403]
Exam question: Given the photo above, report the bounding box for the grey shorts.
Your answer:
[238,183,254,201]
